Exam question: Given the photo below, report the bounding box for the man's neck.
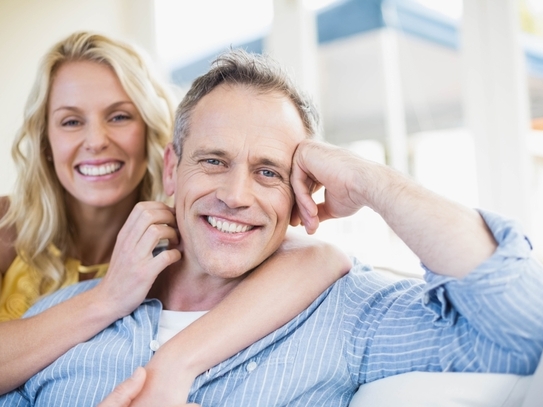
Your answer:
[148,260,247,311]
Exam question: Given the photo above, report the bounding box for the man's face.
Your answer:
[164,84,307,279]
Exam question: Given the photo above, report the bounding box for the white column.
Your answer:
[461,0,533,231]
[122,0,158,60]
[380,27,409,173]
[264,0,321,135]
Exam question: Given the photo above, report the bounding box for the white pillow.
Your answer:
[349,372,532,407]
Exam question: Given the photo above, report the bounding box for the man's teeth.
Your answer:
[207,216,253,233]
[78,162,122,176]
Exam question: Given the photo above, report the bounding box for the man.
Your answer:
[2,50,542,407]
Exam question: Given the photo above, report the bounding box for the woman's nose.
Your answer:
[83,121,110,153]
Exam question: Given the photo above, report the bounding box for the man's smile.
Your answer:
[206,216,255,234]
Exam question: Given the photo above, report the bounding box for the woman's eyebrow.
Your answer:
[51,100,134,114]
[51,105,81,114]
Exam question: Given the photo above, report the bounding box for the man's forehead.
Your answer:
[187,84,307,149]
[191,84,302,123]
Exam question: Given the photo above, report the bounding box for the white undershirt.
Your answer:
[157,309,208,346]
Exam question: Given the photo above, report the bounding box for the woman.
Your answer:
[0,31,350,401]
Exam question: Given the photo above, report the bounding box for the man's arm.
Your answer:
[290,139,497,278]
[292,140,543,377]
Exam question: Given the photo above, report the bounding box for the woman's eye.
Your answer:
[111,114,130,122]
[61,119,81,127]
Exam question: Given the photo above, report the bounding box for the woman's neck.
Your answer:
[65,190,140,266]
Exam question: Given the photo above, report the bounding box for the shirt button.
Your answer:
[246,361,258,372]
[423,292,430,305]
[149,340,160,351]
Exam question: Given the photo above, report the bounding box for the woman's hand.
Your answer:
[97,367,200,407]
[128,347,196,407]
[92,201,182,320]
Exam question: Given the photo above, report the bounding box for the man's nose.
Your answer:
[83,121,110,153]
[216,169,255,209]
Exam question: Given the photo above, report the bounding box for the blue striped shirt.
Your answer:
[2,210,542,406]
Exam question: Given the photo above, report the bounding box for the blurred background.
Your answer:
[1,0,542,274]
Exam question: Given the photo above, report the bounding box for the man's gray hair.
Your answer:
[173,48,321,159]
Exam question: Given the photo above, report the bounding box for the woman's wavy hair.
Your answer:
[0,31,176,294]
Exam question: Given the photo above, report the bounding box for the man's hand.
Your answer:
[290,139,497,277]
[290,139,370,234]
[98,367,201,407]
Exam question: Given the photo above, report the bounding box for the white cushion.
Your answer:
[349,372,532,407]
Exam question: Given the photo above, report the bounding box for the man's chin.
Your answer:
[200,256,264,280]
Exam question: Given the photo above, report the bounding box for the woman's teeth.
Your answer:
[78,162,122,176]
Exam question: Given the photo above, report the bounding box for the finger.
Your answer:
[97,367,146,407]
[295,195,319,235]
[118,203,177,247]
[138,224,180,257]
[147,248,182,277]
[290,168,318,228]
[303,215,320,235]
[315,202,335,223]
[289,203,302,227]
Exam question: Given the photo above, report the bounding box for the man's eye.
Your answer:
[260,169,278,178]
[204,159,222,166]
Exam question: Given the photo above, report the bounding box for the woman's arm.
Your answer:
[97,368,201,407]
[131,233,351,406]
[0,202,181,395]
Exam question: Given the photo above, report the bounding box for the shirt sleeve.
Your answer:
[422,209,543,373]
[0,389,29,406]
[342,210,543,385]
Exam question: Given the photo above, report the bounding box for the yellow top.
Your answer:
[0,246,108,321]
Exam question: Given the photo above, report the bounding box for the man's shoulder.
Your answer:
[24,279,100,318]
[335,258,424,302]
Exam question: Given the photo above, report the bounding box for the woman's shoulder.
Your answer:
[0,196,17,274]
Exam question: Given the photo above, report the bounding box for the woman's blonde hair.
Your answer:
[0,31,176,294]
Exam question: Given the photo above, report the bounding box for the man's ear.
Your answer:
[163,143,178,197]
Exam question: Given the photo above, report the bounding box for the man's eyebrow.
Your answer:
[256,157,291,175]
[190,148,229,159]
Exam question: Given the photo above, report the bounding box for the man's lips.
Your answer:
[76,161,123,176]
[206,215,255,234]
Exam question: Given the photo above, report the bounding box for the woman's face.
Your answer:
[47,61,147,210]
